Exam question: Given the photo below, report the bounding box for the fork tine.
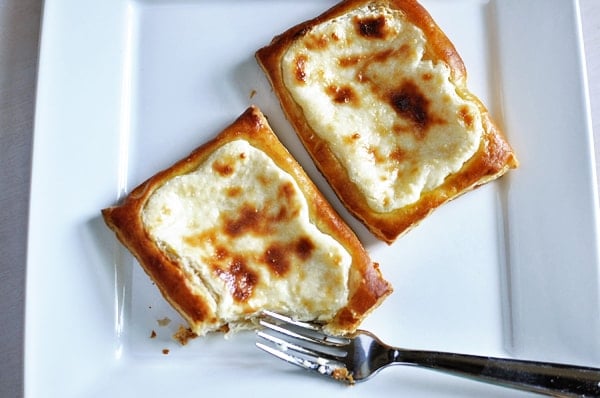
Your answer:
[258,318,327,346]
[261,310,320,330]
[259,312,350,347]
[256,334,350,380]
[256,311,356,384]
[256,340,339,373]
[256,329,346,361]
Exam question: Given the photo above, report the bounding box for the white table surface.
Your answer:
[0,1,598,397]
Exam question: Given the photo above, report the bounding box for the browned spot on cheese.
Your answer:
[278,183,295,200]
[214,245,229,261]
[373,49,394,63]
[225,186,243,198]
[183,230,214,248]
[183,234,202,248]
[339,55,363,68]
[278,182,295,202]
[261,236,315,278]
[294,54,308,83]
[343,132,361,145]
[273,205,290,223]
[300,296,316,313]
[223,204,261,237]
[295,236,314,260]
[212,159,234,176]
[458,105,474,129]
[326,84,358,105]
[398,43,411,54]
[390,147,406,163]
[257,173,271,186]
[421,72,433,81]
[215,257,258,302]
[392,123,410,135]
[263,243,290,276]
[305,34,330,50]
[368,146,386,165]
[221,193,300,239]
[355,15,388,39]
[388,81,431,136]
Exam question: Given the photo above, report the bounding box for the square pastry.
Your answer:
[102,106,391,336]
[256,0,518,243]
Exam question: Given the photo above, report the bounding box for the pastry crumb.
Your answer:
[173,325,198,345]
[150,330,157,338]
[162,349,170,355]
[332,367,355,384]
[157,317,171,327]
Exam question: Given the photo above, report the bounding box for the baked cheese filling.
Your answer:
[142,140,351,330]
[282,3,483,212]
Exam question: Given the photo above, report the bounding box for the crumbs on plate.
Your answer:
[173,325,198,346]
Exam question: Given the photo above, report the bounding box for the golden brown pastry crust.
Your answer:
[102,106,391,335]
[256,0,518,244]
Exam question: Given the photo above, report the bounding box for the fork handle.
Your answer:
[394,349,600,397]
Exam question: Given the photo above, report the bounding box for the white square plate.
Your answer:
[26,0,600,397]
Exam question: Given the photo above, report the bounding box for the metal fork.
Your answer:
[256,311,600,397]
